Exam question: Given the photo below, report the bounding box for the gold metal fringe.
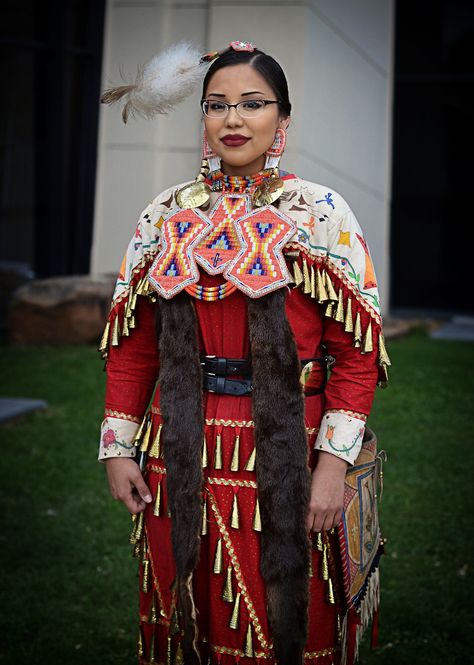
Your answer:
[137,625,144,658]
[363,320,373,353]
[252,497,262,532]
[316,269,328,302]
[98,321,110,354]
[111,316,120,346]
[244,622,254,657]
[202,435,208,469]
[149,594,158,624]
[213,537,223,574]
[324,271,338,301]
[293,260,304,287]
[303,258,311,294]
[327,578,335,604]
[334,288,345,322]
[230,434,240,472]
[133,414,148,446]
[378,332,391,366]
[142,559,150,593]
[166,635,172,665]
[229,592,241,629]
[149,424,162,458]
[321,543,329,580]
[310,264,316,298]
[174,642,184,665]
[316,532,323,551]
[244,447,256,471]
[130,511,144,545]
[140,418,152,453]
[125,286,134,318]
[122,313,130,337]
[230,493,240,529]
[129,314,136,329]
[354,312,362,347]
[149,629,156,663]
[344,297,354,333]
[153,480,161,517]
[201,496,208,536]
[316,531,323,552]
[222,565,234,602]
[325,302,334,317]
[214,433,222,470]
[170,609,180,635]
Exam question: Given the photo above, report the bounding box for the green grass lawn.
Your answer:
[0,330,473,665]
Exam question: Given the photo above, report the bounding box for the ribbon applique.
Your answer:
[194,194,250,274]
[148,208,213,299]
[225,205,296,297]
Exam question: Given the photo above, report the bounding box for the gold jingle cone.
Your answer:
[201,496,208,536]
[244,447,256,472]
[202,435,208,468]
[213,537,223,574]
[229,592,241,629]
[230,493,240,529]
[230,434,240,472]
[252,497,262,532]
[214,433,223,470]
[153,480,162,517]
[149,424,162,458]
[222,565,234,603]
[244,622,254,657]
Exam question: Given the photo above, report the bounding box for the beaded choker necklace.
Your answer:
[210,168,277,193]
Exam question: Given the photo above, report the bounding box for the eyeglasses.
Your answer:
[201,99,281,118]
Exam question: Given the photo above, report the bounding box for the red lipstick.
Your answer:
[221,134,250,147]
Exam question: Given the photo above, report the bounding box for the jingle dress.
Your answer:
[98,172,389,665]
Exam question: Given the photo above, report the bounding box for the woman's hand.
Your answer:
[306,451,348,532]
[105,458,152,514]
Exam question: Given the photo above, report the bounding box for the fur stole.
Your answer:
[158,289,310,665]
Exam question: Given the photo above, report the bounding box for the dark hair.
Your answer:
[201,49,292,118]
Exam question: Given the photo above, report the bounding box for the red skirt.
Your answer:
[132,403,347,665]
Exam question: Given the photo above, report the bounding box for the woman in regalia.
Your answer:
[99,41,389,665]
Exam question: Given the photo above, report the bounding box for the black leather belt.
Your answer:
[200,355,334,397]
[200,355,252,377]
[203,375,252,396]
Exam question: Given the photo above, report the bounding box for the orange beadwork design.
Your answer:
[194,195,249,274]
[225,205,296,298]
[148,208,213,299]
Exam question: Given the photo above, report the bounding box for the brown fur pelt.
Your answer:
[248,289,311,665]
[158,292,204,664]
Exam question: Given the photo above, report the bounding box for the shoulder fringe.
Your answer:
[98,262,155,361]
[289,252,391,386]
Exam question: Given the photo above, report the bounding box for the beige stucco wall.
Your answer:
[91,0,394,309]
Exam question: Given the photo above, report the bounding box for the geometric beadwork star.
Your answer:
[194,194,250,275]
[148,208,213,299]
[224,205,297,298]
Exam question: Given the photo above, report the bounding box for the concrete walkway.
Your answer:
[0,398,48,424]
[430,316,474,342]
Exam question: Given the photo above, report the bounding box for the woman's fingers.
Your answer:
[105,458,152,513]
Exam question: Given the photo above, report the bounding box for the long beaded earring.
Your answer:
[176,131,222,209]
[252,128,287,207]
[264,128,287,170]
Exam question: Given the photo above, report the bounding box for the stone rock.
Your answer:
[8,274,116,345]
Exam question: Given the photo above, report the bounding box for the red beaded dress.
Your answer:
[99,172,389,665]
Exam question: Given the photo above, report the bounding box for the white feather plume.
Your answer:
[102,41,209,123]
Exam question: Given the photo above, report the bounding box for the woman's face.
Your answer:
[203,63,289,176]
